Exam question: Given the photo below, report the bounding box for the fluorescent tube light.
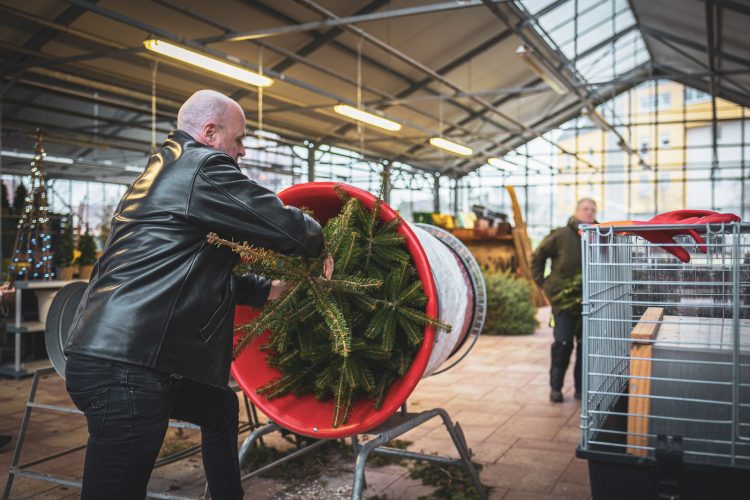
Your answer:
[1,150,74,165]
[487,157,519,172]
[429,137,473,157]
[143,39,273,88]
[333,104,402,132]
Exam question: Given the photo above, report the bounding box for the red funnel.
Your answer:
[231,182,438,438]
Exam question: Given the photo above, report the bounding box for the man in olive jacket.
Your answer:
[531,198,596,403]
[64,90,330,499]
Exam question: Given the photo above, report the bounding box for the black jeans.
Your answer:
[65,353,243,500]
[549,309,582,392]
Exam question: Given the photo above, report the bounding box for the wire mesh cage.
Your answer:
[579,222,750,475]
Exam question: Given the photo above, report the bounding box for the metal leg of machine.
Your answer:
[237,422,331,482]
[351,408,487,500]
[233,408,486,500]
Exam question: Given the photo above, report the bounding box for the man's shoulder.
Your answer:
[546,226,566,238]
[182,144,232,169]
[168,130,235,169]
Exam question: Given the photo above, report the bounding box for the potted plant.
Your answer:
[53,222,75,280]
[77,227,98,280]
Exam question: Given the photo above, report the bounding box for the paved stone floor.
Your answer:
[0,307,590,499]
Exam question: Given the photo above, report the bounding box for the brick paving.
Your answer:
[0,307,590,499]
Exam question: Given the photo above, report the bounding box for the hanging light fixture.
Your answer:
[429,137,473,157]
[516,45,567,95]
[143,39,273,88]
[487,157,519,172]
[333,104,402,132]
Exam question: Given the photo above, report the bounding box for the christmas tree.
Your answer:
[209,187,450,427]
[9,132,54,280]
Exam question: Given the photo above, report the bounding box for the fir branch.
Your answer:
[233,281,305,357]
[332,366,352,428]
[309,282,351,357]
[324,276,383,295]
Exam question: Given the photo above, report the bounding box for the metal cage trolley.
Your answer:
[576,221,750,500]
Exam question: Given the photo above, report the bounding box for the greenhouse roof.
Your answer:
[0,0,745,182]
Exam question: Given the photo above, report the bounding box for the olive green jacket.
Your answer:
[531,216,582,313]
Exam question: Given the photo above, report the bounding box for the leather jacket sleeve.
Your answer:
[188,154,324,258]
[234,274,272,308]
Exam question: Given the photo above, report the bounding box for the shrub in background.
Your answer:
[77,228,98,266]
[53,219,75,269]
[482,270,538,336]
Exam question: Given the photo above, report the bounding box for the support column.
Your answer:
[0,101,3,265]
[307,142,317,182]
[433,173,440,213]
[452,177,459,216]
[382,161,391,204]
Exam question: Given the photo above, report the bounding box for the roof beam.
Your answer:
[705,0,750,17]
[639,24,750,71]
[0,0,98,121]
[241,0,510,135]
[654,64,750,108]
[641,24,750,97]
[204,1,501,42]
[478,0,651,171]
[153,0,497,152]
[331,27,515,139]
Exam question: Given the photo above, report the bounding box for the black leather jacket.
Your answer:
[64,130,323,387]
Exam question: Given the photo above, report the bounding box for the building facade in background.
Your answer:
[556,81,749,221]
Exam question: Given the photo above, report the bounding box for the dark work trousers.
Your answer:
[64,353,243,500]
[549,309,582,392]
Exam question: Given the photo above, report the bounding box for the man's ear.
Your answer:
[202,123,218,145]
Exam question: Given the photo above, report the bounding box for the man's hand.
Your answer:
[323,254,334,280]
[267,280,291,301]
[267,255,333,302]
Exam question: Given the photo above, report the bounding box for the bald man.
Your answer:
[64,90,326,499]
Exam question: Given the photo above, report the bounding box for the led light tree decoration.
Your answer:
[9,131,54,280]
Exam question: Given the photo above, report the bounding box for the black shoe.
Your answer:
[0,434,11,450]
[550,390,563,403]
[574,391,582,400]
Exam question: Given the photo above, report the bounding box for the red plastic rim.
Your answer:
[230,182,438,438]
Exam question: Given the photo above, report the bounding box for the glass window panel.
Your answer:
[519,0,649,81]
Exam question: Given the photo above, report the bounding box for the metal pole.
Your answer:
[453,177,458,217]
[307,143,316,182]
[0,101,3,270]
[731,223,740,461]
[205,1,500,42]
[14,287,21,374]
[382,162,391,205]
[293,0,599,172]
[742,107,746,219]
[433,174,440,213]
[682,85,687,209]
[654,79,659,215]
[706,0,719,210]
